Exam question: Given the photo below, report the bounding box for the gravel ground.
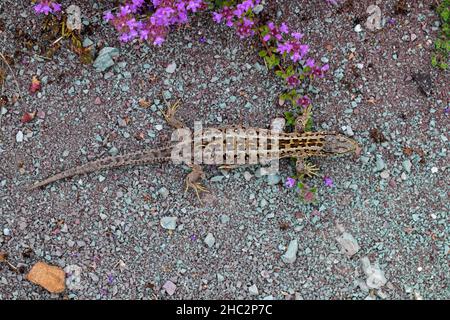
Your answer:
[0,0,448,300]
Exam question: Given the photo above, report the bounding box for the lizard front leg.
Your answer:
[294,105,312,133]
[296,157,319,178]
[185,164,209,203]
[163,98,185,129]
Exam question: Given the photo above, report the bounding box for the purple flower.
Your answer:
[305,58,315,68]
[212,12,223,23]
[190,234,197,241]
[323,176,333,187]
[153,36,165,46]
[107,274,114,285]
[291,32,303,40]
[187,0,202,13]
[297,95,311,107]
[285,177,296,188]
[34,1,53,15]
[277,42,293,54]
[444,107,449,114]
[321,64,330,72]
[103,11,114,22]
[286,75,299,87]
[51,2,61,12]
[280,23,289,34]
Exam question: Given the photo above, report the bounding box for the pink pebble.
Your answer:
[163,280,177,296]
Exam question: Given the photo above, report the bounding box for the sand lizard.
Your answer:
[28,100,358,200]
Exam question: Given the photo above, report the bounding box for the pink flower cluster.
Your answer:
[212,0,259,38]
[103,0,206,45]
[213,1,329,99]
[33,0,61,15]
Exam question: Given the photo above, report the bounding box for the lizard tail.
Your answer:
[28,147,172,190]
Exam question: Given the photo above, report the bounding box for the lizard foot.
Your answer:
[296,159,320,178]
[184,165,208,203]
[163,98,184,129]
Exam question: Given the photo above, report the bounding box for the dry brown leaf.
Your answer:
[26,262,65,293]
[0,251,7,262]
[30,76,41,94]
[403,147,414,156]
[138,98,151,108]
[21,111,36,123]
[367,97,377,105]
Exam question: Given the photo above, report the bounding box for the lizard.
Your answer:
[28,99,358,201]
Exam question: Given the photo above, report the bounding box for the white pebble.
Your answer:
[165,62,177,74]
[248,284,259,296]
[204,233,216,248]
[354,24,363,32]
[160,217,177,230]
[3,228,11,236]
[16,131,24,142]
[281,239,298,264]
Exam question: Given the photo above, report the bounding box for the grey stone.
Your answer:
[93,47,120,72]
[248,284,259,295]
[243,171,253,181]
[220,214,230,224]
[204,233,215,248]
[166,62,177,74]
[83,38,94,47]
[16,131,24,143]
[109,146,119,156]
[160,217,177,230]
[361,257,387,289]
[380,170,390,179]
[281,239,298,264]
[374,156,385,172]
[266,174,281,185]
[402,160,412,173]
[336,232,360,257]
[210,175,224,182]
[158,187,169,198]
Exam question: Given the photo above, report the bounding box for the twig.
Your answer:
[0,51,23,100]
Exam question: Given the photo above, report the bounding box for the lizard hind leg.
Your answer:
[296,157,319,178]
[184,164,209,203]
[163,98,185,129]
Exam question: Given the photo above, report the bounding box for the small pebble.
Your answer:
[16,131,24,143]
[281,239,298,264]
[163,281,177,295]
[166,62,177,74]
[248,284,259,296]
[204,233,215,248]
[160,217,177,230]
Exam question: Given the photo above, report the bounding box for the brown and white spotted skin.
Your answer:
[29,100,359,202]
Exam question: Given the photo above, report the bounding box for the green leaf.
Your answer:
[432,55,438,67]
[284,111,296,126]
[258,50,267,58]
[275,70,285,78]
[441,8,449,22]
[305,117,313,132]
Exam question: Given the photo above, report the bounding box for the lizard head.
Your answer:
[322,133,358,155]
